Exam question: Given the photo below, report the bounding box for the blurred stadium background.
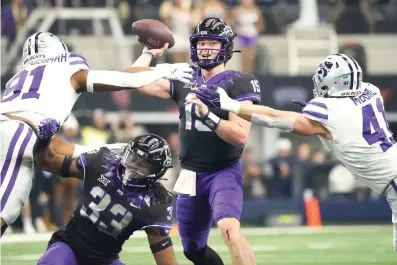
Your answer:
[1,0,397,264]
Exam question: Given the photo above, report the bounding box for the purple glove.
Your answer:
[33,119,61,158]
[38,118,61,140]
[292,100,307,110]
[194,85,221,108]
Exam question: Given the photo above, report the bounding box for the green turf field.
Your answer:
[1,225,395,265]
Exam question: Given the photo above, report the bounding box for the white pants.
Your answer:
[0,119,37,225]
[385,180,397,252]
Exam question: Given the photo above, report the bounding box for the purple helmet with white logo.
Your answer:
[190,18,236,70]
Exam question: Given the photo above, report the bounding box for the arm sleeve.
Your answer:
[227,73,261,104]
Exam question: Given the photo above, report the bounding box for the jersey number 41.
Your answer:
[362,98,396,152]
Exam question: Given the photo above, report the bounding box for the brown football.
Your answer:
[132,19,175,49]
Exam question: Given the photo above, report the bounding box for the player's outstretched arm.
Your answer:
[34,142,83,179]
[192,87,333,140]
[237,104,333,139]
[145,228,178,265]
[70,61,192,93]
[50,136,95,158]
[129,45,174,99]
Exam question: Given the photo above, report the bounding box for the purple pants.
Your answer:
[176,162,243,253]
[37,241,125,265]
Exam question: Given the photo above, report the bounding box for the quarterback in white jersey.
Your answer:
[0,32,193,235]
[190,53,397,252]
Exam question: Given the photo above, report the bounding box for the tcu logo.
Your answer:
[148,38,160,47]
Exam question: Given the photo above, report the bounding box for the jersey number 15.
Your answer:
[2,65,46,103]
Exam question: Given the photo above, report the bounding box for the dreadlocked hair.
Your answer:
[143,182,175,205]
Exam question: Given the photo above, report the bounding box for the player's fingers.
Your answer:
[181,72,193,79]
[163,43,169,50]
[174,63,192,70]
[178,77,192,84]
[185,98,200,105]
[178,73,193,82]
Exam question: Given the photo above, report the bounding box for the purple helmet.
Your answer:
[190,18,236,70]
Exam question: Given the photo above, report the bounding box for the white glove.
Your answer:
[152,63,193,84]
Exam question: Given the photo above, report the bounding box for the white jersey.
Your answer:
[302,82,397,194]
[0,52,89,127]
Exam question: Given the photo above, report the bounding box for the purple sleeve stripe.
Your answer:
[302,110,328,120]
[307,101,327,109]
[145,224,172,229]
[70,60,89,68]
[169,80,175,99]
[69,53,87,61]
[233,93,261,103]
[76,155,87,176]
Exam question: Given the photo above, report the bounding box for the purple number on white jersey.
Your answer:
[2,65,46,103]
[362,97,395,152]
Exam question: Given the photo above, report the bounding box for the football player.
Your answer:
[0,32,193,235]
[34,128,178,265]
[132,18,259,265]
[192,53,397,252]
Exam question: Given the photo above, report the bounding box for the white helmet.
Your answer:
[22,32,68,66]
[312,54,363,98]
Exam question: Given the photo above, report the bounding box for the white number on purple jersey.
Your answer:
[80,186,133,238]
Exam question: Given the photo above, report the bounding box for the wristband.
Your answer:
[150,237,173,253]
[142,51,154,59]
[202,110,221,131]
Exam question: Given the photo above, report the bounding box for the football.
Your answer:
[132,19,175,49]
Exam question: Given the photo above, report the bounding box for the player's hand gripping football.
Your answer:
[153,63,193,84]
[142,43,169,58]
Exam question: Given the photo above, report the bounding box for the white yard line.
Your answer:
[3,244,283,261]
[0,225,389,244]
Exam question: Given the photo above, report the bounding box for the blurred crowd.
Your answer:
[242,138,373,201]
[2,0,397,73]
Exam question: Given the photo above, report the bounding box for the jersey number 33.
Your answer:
[80,186,133,238]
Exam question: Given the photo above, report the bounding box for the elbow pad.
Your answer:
[86,69,164,92]
[251,113,295,132]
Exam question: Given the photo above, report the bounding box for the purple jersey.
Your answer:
[49,147,173,265]
[170,67,261,172]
